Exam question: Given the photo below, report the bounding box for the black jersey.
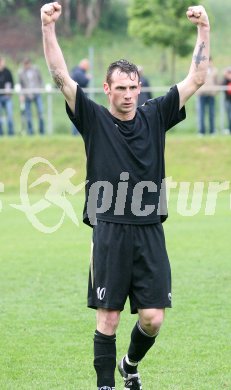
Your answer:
[66,85,186,227]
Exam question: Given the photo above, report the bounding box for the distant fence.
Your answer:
[0,85,230,135]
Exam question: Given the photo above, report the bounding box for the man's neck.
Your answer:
[109,108,136,121]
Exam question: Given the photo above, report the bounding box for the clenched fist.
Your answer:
[41,2,62,26]
[186,5,210,28]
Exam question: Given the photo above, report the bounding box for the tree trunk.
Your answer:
[85,0,104,37]
[76,0,88,30]
[171,47,176,85]
[76,0,105,36]
[159,51,168,74]
[61,0,71,35]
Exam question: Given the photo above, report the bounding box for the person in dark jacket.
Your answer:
[222,67,231,134]
[70,58,90,135]
[137,65,153,106]
[0,57,15,136]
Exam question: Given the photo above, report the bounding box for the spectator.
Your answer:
[0,57,15,136]
[222,67,231,134]
[197,57,218,135]
[70,58,91,135]
[18,58,45,135]
[137,65,153,106]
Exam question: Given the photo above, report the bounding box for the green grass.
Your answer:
[0,193,230,389]
[0,135,231,192]
[0,137,230,389]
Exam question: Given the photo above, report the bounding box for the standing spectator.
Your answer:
[222,67,231,134]
[70,58,90,135]
[18,58,45,135]
[197,57,218,135]
[137,65,153,106]
[0,57,15,136]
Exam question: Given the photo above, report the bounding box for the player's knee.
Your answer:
[139,308,165,335]
[97,309,120,334]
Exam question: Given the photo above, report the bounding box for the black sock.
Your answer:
[125,321,158,371]
[94,330,116,388]
[123,355,138,375]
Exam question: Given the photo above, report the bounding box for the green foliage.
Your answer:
[16,7,31,23]
[0,0,44,11]
[0,0,14,10]
[128,0,199,56]
[99,0,128,33]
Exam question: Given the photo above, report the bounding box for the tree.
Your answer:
[0,0,46,11]
[61,0,71,35]
[0,0,128,37]
[0,0,16,9]
[128,0,199,83]
[76,0,105,36]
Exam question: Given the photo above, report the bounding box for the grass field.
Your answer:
[0,136,230,389]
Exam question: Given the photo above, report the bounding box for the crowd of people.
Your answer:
[197,56,231,135]
[0,56,46,136]
[0,55,231,136]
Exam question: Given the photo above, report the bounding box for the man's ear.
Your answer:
[103,82,110,95]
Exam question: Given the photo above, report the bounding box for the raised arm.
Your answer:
[41,2,77,113]
[177,5,210,109]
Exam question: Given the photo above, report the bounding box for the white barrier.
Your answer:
[0,85,230,135]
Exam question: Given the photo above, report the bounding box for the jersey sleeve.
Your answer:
[65,86,98,136]
[156,85,186,131]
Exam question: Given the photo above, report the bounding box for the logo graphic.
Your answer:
[11,157,86,233]
[168,293,172,301]
[99,387,113,390]
[97,287,106,301]
[2,157,230,232]
[99,387,114,390]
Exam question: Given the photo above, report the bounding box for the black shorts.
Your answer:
[87,221,172,314]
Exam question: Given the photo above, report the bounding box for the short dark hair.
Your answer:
[106,59,140,85]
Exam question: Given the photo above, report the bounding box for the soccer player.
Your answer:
[41,3,210,389]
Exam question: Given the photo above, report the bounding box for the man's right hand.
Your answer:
[41,2,62,26]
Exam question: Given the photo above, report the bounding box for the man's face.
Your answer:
[104,70,141,119]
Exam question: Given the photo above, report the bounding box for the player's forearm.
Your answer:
[188,24,210,87]
[42,23,69,91]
